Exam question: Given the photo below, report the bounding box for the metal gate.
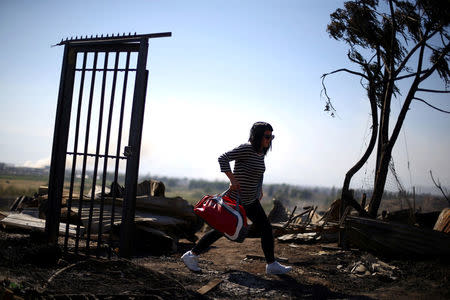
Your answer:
[45,33,171,258]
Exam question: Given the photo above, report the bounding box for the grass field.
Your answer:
[0,175,48,198]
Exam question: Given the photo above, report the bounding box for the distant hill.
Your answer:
[0,162,49,177]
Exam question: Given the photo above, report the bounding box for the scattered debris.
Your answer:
[268,197,449,259]
[1,212,83,236]
[382,208,442,228]
[344,215,450,257]
[433,208,450,233]
[342,254,400,281]
[136,179,165,197]
[1,224,449,299]
[267,199,289,223]
[278,232,318,243]
[197,278,222,295]
[6,180,203,255]
[9,195,37,212]
[45,261,88,288]
[319,198,341,223]
[87,179,165,200]
[38,186,48,195]
[5,183,449,261]
[87,185,111,200]
[244,255,288,263]
[265,200,339,244]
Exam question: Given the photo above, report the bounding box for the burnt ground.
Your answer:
[0,228,449,299]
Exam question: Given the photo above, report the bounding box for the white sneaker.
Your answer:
[266,261,292,275]
[181,250,201,272]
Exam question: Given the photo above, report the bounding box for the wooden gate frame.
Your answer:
[45,33,171,258]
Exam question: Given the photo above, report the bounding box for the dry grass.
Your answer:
[0,177,47,198]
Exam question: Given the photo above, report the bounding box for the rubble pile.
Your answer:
[1,180,203,255]
[339,254,401,281]
[266,200,340,244]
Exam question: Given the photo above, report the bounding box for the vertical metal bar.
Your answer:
[97,52,120,255]
[64,52,88,252]
[108,51,131,258]
[75,51,98,254]
[120,38,149,257]
[86,52,109,255]
[45,45,77,243]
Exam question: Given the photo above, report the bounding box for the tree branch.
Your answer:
[417,88,450,94]
[395,70,428,81]
[368,52,377,65]
[321,68,368,80]
[394,27,441,77]
[430,170,450,205]
[425,43,439,53]
[321,68,369,116]
[388,0,397,74]
[381,52,391,75]
[413,97,450,114]
[348,53,366,68]
[321,74,337,116]
[416,33,427,79]
[419,41,450,82]
[388,42,426,152]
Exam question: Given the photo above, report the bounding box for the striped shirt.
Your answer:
[218,143,265,205]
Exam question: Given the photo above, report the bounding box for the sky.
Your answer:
[0,0,449,193]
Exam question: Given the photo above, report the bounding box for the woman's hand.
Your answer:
[225,172,240,191]
[229,179,241,191]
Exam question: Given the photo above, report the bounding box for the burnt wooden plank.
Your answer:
[197,279,222,295]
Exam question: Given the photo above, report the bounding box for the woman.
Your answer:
[181,121,292,275]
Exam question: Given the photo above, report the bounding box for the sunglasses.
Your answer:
[264,134,275,140]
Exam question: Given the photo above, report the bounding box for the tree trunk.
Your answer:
[369,74,421,217]
[375,70,394,188]
[368,144,392,217]
[339,86,378,230]
[338,97,378,245]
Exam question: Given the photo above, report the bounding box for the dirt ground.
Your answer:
[1,228,449,299]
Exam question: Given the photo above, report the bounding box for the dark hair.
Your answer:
[249,121,273,155]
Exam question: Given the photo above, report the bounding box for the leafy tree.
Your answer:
[322,0,449,217]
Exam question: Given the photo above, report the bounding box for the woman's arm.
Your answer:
[224,171,240,191]
[218,144,251,191]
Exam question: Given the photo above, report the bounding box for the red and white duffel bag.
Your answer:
[194,191,248,243]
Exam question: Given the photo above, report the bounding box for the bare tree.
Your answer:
[430,170,450,206]
[323,0,450,217]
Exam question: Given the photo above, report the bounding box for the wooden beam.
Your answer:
[2,213,83,236]
[197,279,222,295]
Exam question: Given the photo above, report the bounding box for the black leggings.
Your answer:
[192,200,275,263]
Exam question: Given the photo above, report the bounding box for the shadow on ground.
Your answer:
[211,270,374,299]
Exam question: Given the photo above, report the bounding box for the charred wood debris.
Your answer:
[1,182,449,258]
